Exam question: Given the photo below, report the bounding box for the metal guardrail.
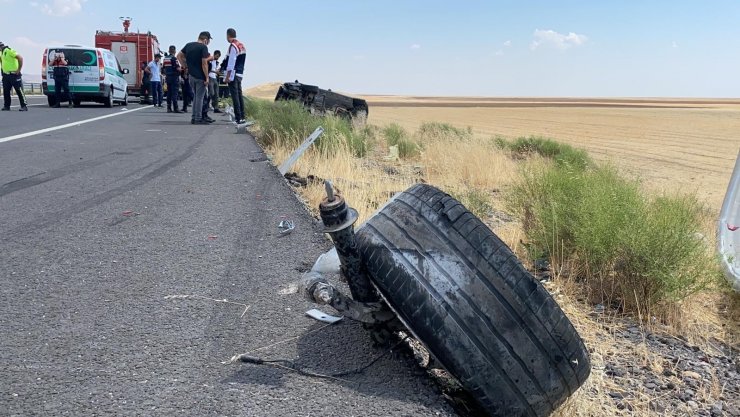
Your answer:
[0,82,44,95]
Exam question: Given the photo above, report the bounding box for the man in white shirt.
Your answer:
[208,50,221,113]
[145,53,163,108]
[224,28,246,124]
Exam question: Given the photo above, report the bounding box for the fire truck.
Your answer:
[94,18,161,97]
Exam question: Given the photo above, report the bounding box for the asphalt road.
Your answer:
[0,97,455,416]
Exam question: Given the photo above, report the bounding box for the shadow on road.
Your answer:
[223,320,453,409]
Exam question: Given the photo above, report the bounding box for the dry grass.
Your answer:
[247,88,739,417]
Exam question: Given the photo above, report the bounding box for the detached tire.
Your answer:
[355,184,590,417]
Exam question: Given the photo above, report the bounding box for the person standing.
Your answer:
[181,67,192,113]
[0,42,28,111]
[145,53,163,107]
[177,31,212,125]
[224,28,246,124]
[208,50,221,113]
[140,61,151,104]
[163,45,182,113]
[51,52,72,108]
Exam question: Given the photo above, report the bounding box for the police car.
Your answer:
[42,45,129,107]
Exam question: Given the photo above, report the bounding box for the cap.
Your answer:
[154,53,162,58]
[199,31,212,40]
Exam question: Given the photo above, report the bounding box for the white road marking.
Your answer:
[9,104,45,108]
[0,106,153,144]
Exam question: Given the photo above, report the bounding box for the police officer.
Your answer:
[0,42,28,111]
[51,52,72,108]
[163,45,182,113]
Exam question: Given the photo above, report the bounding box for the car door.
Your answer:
[102,51,123,99]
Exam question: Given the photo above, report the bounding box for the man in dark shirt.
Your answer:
[177,31,212,124]
[163,45,182,113]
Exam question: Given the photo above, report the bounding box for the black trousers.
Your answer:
[54,77,71,105]
[166,76,179,110]
[228,77,244,121]
[2,73,27,109]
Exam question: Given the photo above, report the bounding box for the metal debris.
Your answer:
[305,308,343,324]
[277,127,324,175]
[278,220,295,235]
[311,247,341,275]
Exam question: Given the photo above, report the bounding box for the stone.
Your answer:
[711,402,724,417]
[683,370,702,380]
[608,391,625,400]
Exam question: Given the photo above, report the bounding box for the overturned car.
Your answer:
[275,81,369,119]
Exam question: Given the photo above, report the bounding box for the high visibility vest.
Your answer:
[1,48,20,73]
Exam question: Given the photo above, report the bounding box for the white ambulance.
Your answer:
[42,45,129,107]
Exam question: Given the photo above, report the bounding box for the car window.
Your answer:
[48,49,97,66]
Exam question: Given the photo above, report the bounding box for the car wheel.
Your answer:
[104,88,114,108]
[73,99,81,108]
[355,184,591,417]
[47,95,57,107]
[123,93,128,105]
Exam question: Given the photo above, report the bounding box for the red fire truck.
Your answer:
[94,18,161,97]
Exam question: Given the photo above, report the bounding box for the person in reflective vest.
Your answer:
[51,52,72,108]
[224,28,246,124]
[163,45,182,113]
[1,42,28,111]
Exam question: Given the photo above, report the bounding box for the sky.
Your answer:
[2,0,740,97]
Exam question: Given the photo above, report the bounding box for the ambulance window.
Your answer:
[49,49,97,66]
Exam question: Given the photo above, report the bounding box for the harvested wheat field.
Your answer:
[365,97,740,210]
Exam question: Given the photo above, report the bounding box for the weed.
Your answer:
[245,97,368,157]
[382,123,419,158]
[499,136,592,170]
[417,122,472,142]
[451,189,492,219]
[507,158,721,315]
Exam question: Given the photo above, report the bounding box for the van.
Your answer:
[42,45,129,107]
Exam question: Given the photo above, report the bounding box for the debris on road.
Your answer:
[121,210,139,217]
[294,181,591,416]
[311,247,340,274]
[305,308,343,324]
[284,172,324,188]
[207,235,218,240]
[227,334,409,382]
[278,220,295,235]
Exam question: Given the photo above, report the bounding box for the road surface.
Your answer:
[0,97,455,416]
